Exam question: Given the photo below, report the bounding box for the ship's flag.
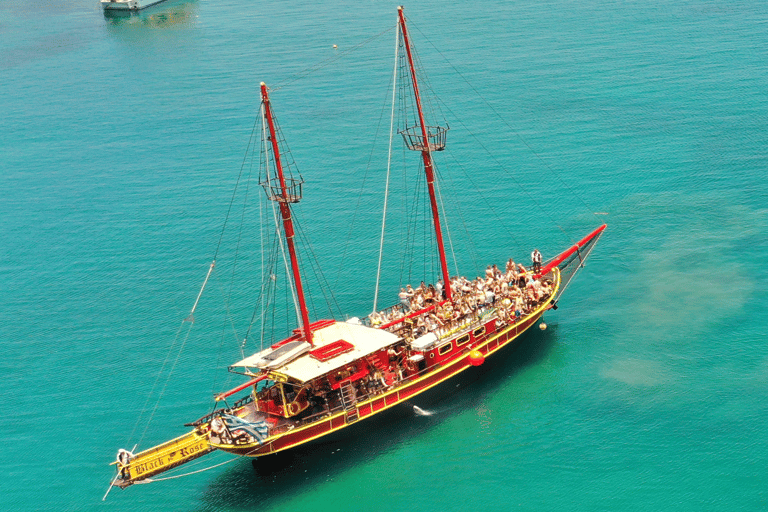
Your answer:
[222,415,269,445]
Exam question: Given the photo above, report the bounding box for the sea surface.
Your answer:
[2,0,767,510]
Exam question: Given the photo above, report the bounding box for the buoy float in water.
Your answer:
[333,44,338,49]
[539,322,547,331]
[468,349,485,366]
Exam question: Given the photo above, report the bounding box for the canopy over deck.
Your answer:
[231,321,401,383]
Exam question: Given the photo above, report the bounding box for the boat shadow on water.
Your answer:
[197,324,559,509]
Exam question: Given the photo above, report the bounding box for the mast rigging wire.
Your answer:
[373,25,400,313]
[409,20,602,230]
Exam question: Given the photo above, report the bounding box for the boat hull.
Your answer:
[101,0,168,11]
[215,307,545,458]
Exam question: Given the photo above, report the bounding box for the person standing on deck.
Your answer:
[399,288,409,307]
[531,249,542,274]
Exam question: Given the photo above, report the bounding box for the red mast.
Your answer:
[260,82,313,346]
[397,6,453,301]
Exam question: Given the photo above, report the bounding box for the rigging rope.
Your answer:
[136,320,195,449]
[269,197,302,327]
[123,319,187,447]
[291,213,342,319]
[373,26,400,313]
[125,96,265,451]
[133,445,263,483]
[410,20,602,231]
[432,168,459,278]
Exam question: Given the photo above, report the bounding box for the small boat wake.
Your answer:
[412,405,434,416]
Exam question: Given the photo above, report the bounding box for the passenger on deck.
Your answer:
[531,249,542,274]
[518,272,527,290]
[426,284,437,304]
[373,369,386,390]
[369,311,383,326]
[210,416,232,444]
[525,279,536,306]
[117,449,133,479]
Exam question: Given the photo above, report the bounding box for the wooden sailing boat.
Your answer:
[108,6,606,491]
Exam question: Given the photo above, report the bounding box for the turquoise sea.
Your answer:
[2,0,767,510]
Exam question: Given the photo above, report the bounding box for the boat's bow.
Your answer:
[111,427,214,489]
[538,224,606,306]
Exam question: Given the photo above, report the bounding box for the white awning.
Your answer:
[411,332,438,351]
[231,321,401,383]
[231,341,311,369]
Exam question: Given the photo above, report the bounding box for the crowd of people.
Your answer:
[367,258,554,340]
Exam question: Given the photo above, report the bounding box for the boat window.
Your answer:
[473,326,485,337]
[456,334,470,346]
[438,343,452,356]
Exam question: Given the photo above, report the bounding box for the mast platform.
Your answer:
[399,125,448,151]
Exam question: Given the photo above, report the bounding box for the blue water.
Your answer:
[2,1,767,510]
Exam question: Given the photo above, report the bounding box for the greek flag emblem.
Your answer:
[222,415,269,445]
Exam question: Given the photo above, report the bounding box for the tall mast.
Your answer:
[260,82,313,346]
[397,6,453,301]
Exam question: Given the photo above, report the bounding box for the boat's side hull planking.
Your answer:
[217,301,549,457]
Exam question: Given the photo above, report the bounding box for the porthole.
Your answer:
[438,343,452,356]
[456,334,470,346]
